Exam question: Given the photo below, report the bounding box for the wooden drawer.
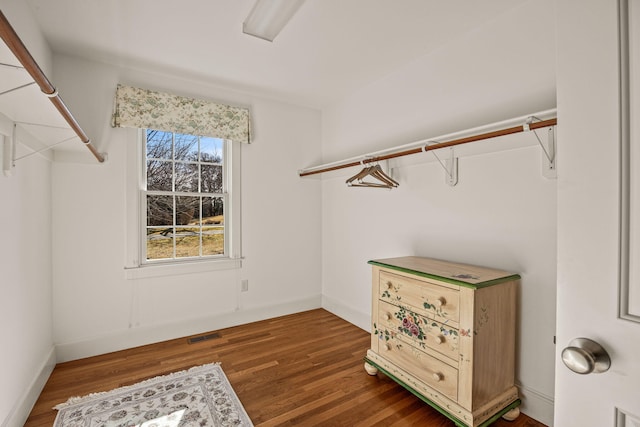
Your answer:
[379,271,460,324]
[368,257,520,426]
[376,300,459,363]
[379,336,459,401]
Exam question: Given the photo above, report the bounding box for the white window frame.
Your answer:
[125,128,242,279]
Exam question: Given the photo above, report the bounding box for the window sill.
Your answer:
[125,257,242,280]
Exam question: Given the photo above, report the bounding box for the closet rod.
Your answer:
[299,115,557,177]
[0,11,105,163]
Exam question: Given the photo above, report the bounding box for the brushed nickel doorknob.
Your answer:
[561,338,611,374]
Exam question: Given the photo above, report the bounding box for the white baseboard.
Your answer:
[3,298,555,427]
[516,382,555,427]
[2,347,56,427]
[56,295,322,362]
[321,295,370,332]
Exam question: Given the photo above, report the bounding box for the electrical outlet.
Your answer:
[241,279,249,292]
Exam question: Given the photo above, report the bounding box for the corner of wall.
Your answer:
[1,0,53,75]
[2,346,56,427]
[321,295,370,332]
[516,382,554,426]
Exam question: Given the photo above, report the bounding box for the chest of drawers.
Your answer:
[364,257,521,427]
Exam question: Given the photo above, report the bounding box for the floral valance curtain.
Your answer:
[112,84,251,144]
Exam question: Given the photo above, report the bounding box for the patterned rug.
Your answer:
[53,363,253,427]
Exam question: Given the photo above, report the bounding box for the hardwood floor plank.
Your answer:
[25,309,548,427]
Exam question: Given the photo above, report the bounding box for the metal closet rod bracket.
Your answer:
[423,144,458,186]
[525,115,556,178]
[0,81,35,97]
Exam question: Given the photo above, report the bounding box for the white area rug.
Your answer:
[53,363,253,427]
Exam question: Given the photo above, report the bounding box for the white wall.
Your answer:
[0,0,559,425]
[50,54,323,361]
[0,154,56,427]
[318,1,557,425]
[0,2,56,426]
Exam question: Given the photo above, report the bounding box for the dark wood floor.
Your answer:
[26,309,547,427]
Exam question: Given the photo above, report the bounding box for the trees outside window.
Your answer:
[144,129,227,261]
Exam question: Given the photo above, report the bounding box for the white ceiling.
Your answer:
[24,0,527,109]
[1,0,528,161]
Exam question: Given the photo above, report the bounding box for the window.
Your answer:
[142,129,230,263]
[115,85,248,274]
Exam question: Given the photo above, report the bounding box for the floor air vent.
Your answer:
[188,332,221,344]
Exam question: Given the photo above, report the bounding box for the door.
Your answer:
[555,0,640,426]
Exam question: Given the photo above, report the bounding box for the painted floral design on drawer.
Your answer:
[395,305,427,340]
[422,300,450,319]
[375,303,459,358]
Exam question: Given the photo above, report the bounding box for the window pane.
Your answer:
[147,160,172,191]
[175,227,200,258]
[174,133,199,161]
[200,137,223,163]
[147,195,173,226]
[176,196,200,226]
[146,130,172,160]
[146,228,174,260]
[142,131,229,263]
[202,226,224,255]
[202,197,223,224]
[201,164,223,193]
[175,162,198,192]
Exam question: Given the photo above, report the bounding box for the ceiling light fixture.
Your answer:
[242,0,306,42]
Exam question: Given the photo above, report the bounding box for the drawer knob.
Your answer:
[434,297,446,307]
[434,335,445,344]
[386,281,393,290]
[383,343,392,351]
[382,313,391,321]
[432,372,444,382]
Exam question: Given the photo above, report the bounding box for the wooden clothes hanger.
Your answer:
[346,163,399,189]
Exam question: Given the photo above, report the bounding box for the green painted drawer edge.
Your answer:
[364,356,521,427]
[368,260,521,289]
